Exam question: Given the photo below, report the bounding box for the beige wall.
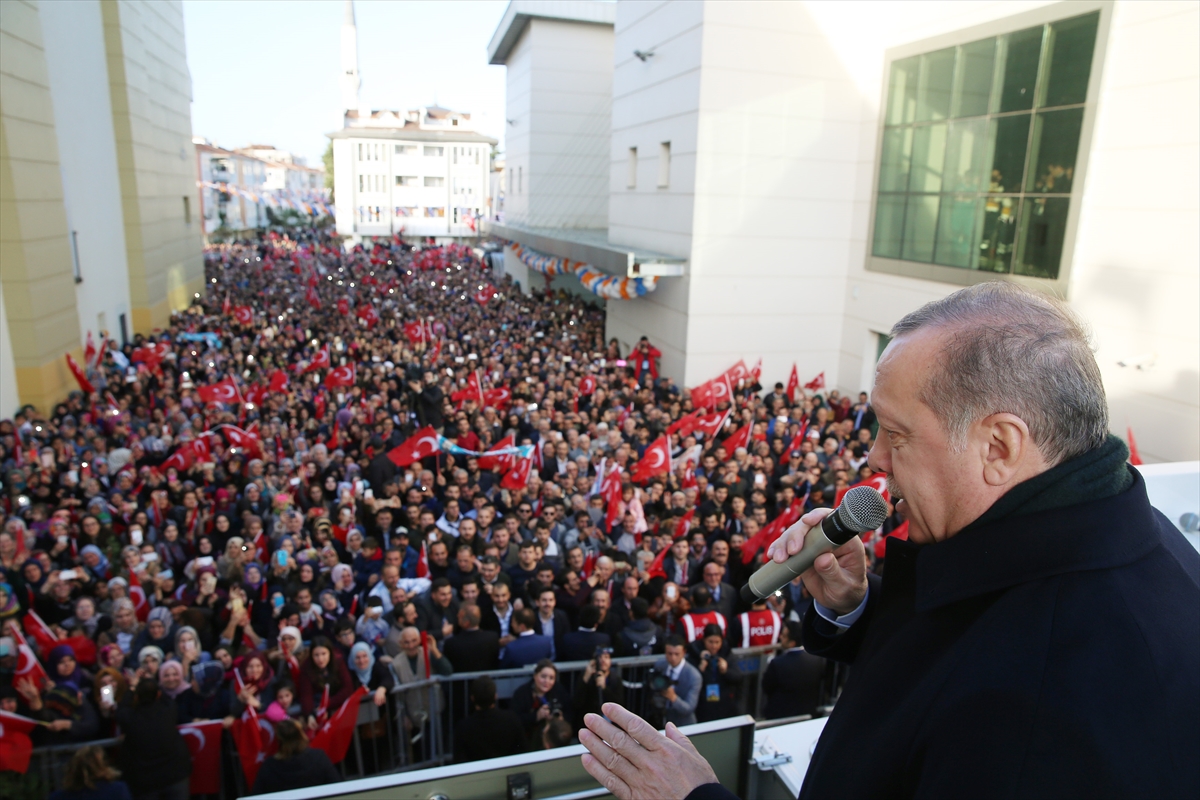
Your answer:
[0,0,85,414]
[101,0,203,335]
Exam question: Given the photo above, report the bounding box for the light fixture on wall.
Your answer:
[633,48,655,61]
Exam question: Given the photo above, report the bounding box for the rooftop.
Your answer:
[488,0,616,64]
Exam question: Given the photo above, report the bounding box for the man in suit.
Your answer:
[559,605,611,662]
[498,607,553,669]
[534,585,569,660]
[699,561,736,620]
[761,620,827,719]
[442,604,499,673]
[454,676,526,763]
[651,635,702,727]
[415,578,459,644]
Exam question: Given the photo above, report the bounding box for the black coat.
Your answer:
[113,697,192,795]
[455,707,526,762]
[559,629,611,662]
[442,628,499,673]
[761,648,826,719]
[690,472,1200,800]
[250,748,341,794]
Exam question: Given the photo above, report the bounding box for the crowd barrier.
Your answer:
[21,644,846,796]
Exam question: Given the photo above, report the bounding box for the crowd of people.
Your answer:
[0,226,896,791]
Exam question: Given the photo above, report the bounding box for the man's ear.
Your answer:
[979,413,1035,487]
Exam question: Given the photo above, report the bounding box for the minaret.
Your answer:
[340,0,365,121]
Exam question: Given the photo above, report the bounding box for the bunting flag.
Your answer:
[308,687,369,764]
[804,372,826,392]
[509,242,659,300]
[386,426,441,467]
[65,353,95,394]
[786,363,800,403]
[179,719,223,795]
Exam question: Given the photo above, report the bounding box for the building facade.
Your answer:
[486,0,1199,464]
[1,0,204,417]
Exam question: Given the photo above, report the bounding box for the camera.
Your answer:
[648,670,677,693]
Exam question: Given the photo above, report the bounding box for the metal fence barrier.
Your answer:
[21,643,845,795]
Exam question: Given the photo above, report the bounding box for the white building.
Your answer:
[235,145,325,193]
[194,141,269,234]
[485,0,1200,464]
[328,3,495,242]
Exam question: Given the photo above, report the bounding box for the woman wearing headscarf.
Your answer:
[267,624,307,684]
[218,536,246,583]
[78,545,112,583]
[156,659,194,718]
[348,641,394,707]
[23,644,101,744]
[177,659,230,723]
[328,563,359,615]
[62,595,107,640]
[100,597,141,655]
[230,652,276,717]
[136,645,164,681]
[130,606,175,658]
[0,580,21,627]
[92,666,129,737]
[154,521,190,574]
[295,636,352,728]
[172,625,204,678]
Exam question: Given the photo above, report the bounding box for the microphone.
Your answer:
[740,486,889,605]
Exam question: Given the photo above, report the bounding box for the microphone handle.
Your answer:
[742,513,859,603]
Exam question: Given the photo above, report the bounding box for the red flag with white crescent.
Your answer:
[804,372,826,391]
[324,364,356,389]
[631,436,671,483]
[308,687,369,764]
[786,363,800,402]
[386,426,441,467]
[0,709,40,774]
[10,626,48,690]
[477,435,515,471]
[692,409,731,440]
[303,346,331,374]
[196,377,239,405]
[178,719,223,795]
[722,424,751,456]
[65,354,95,395]
[232,306,254,326]
[128,569,150,622]
[723,359,750,388]
[501,455,533,491]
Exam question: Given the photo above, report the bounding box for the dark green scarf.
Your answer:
[966,434,1134,530]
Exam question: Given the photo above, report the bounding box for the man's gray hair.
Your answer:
[890,282,1107,465]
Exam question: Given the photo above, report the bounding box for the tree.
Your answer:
[323,141,334,199]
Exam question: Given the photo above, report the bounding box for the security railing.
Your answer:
[23,644,845,796]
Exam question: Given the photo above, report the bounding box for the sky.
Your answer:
[183,0,509,167]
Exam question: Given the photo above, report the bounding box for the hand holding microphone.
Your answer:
[743,486,888,615]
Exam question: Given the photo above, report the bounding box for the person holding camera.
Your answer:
[511,658,572,741]
[692,624,742,723]
[650,636,701,727]
[575,646,625,720]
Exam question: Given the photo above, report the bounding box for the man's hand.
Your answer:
[661,685,677,704]
[579,703,718,800]
[767,508,868,615]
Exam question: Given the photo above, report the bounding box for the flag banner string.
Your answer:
[435,436,534,460]
[504,242,659,300]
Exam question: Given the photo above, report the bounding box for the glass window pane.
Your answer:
[944,119,989,192]
[909,123,947,192]
[1026,107,1083,193]
[998,26,1043,112]
[987,114,1030,193]
[1015,197,1070,278]
[934,194,982,268]
[886,57,919,125]
[1042,12,1099,107]
[916,48,956,122]
[879,128,913,192]
[872,194,907,259]
[902,194,940,263]
[953,38,996,118]
[977,196,1019,273]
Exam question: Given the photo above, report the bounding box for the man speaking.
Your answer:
[578,283,1199,799]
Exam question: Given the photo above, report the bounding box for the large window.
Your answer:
[871,11,1099,280]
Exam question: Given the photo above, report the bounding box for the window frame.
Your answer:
[864,0,1112,297]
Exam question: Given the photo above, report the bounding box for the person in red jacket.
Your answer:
[632,337,661,383]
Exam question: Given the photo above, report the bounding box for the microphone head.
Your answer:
[838,485,890,532]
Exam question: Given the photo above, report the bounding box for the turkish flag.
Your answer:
[387,426,441,467]
[161,443,195,474]
[179,719,223,795]
[667,411,698,437]
[692,409,731,440]
[10,627,48,690]
[477,435,515,470]
[741,500,804,565]
[308,686,368,764]
[196,377,239,405]
[268,369,289,393]
[403,321,426,346]
[0,710,40,773]
[804,372,826,391]
[473,284,497,305]
[690,375,731,410]
[356,304,380,329]
[677,507,696,540]
[631,436,671,483]
[222,424,263,458]
[501,456,533,490]
[244,383,269,407]
[599,465,624,531]
[1127,427,1143,466]
[579,375,597,396]
[337,297,350,315]
[232,306,254,326]
[325,364,356,389]
[749,358,762,384]
[191,435,213,464]
[786,364,799,402]
[645,545,670,581]
[427,337,443,364]
[128,570,150,622]
[305,286,321,309]
[783,423,810,460]
[303,346,331,374]
[835,473,890,507]
[222,293,231,316]
[722,424,751,455]
[483,386,511,409]
[65,353,95,395]
[723,359,750,388]
[22,611,96,665]
[875,519,909,559]
[231,706,273,787]
[84,331,98,370]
